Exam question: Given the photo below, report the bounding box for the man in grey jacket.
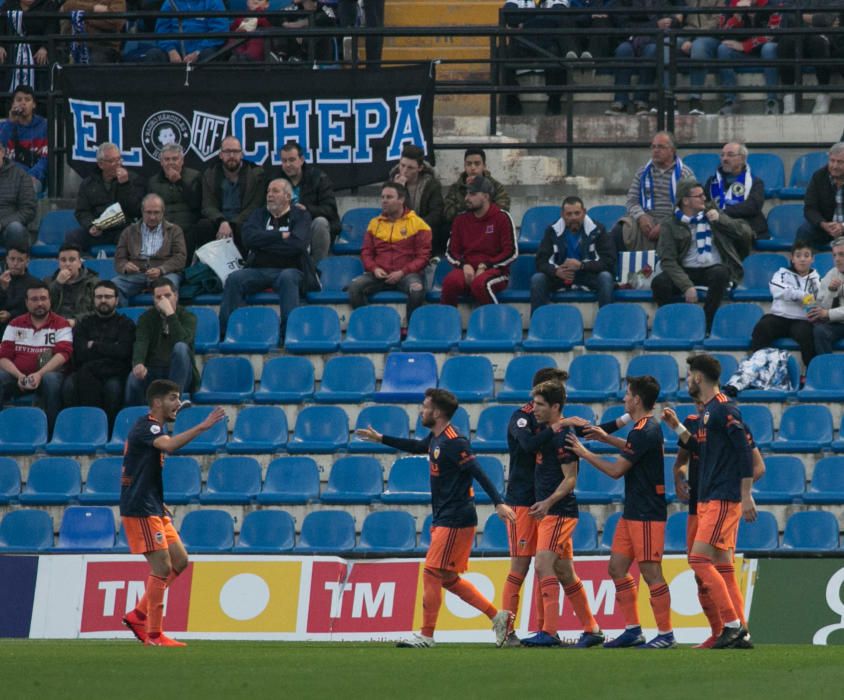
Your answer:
[810,236,844,354]
[0,142,36,250]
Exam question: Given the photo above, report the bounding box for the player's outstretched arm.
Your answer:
[154,406,227,454]
[565,433,631,479]
[357,426,431,454]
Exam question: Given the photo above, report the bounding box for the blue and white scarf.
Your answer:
[639,156,684,211]
[676,209,714,266]
[709,166,753,208]
[6,11,34,93]
[70,11,90,65]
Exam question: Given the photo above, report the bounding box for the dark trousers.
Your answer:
[651,264,731,332]
[778,35,844,86]
[797,221,835,251]
[65,225,122,253]
[750,313,816,368]
[338,0,385,67]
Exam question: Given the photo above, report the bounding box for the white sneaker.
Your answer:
[396,633,435,648]
[492,610,515,647]
[565,50,578,60]
[813,94,831,114]
[782,93,796,115]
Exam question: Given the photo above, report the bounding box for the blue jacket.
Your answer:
[155,0,228,55]
[0,115,48,186]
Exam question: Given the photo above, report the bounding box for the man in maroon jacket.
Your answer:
[441,176,518,306]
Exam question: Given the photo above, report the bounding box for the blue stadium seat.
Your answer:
[779,151,828,199]
[798,355,844,401]
[254,356,314,403]
[307,256,364,303]
[522,304,583,352]
[85,257,116,280]
[179,510,234,552]
[752,456,805,504]
[677,353,738,401]
[804,457,844,504]
[473,406,517,452]
[731,253,789,301]
[381,456,431,504]
[200,456,262,504]
[356,511,417,553]
[173,406,228,454]
[287,405,349,453]
[684,153,720,181]
[458,305,523,352]
[781,510,839,551]
[295,510,356,553]
[519,205,558,253]
[475,512,509,554]
[815,252,833,278]
[497,254,535,303]
[0,406,47,454]
[401,305,462,351]
[284,306,341,353]
[575,463,624,503]
[736,510,779,551]
[192,307,220,354]
[756,204,803,251]
[235,510,296,553]
[771,404,833,453]
[703,303,764,349]
[739,404,774,450]
[747,152,786,197]
[321,456,383,504]
[573,511,599,553]
[46,407,108,455]
[106,406,148,454]
[567,354,621,402]
[257,456,320,504]
[19,457,81,504]
[333,207,380,254]
[193,356,255,404]
[56,506,115,550]
[33,209,78,257]
[585,303,647,350]
[349,405,410,453]
[79,457,122,505]
[226,406,288,453]
[340,306,401,353]
[439,355,495,402]
[118,306,147,324]
[600,511,622,551]
[643,303,705,350]
[566,403,596,424]
[622,354,679,401]
[417,513,434,554]
[588,204,626,231]
[497,355,557,402]
[219,307,280,353]
[472,455,505,504]
[163,456,201,504]
[0,509,53,551]
[0,457,20,504]
[660,404,697,452]
[426,258,459,302]
[28,258,58,280]
[314,356,376,403]
[415,405,471,441]
[664,511,689,553]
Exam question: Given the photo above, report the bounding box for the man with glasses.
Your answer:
[703,142,768,241]
[63,280,135,431]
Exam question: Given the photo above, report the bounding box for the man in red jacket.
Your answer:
[441,176,518,306]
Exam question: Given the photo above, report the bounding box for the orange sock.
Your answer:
[534,574,545,631]
[539,576,560,635]
[134,568,180,617]
[145,574,168,635]
[421,567,443,638]
[613,575,640,627]
[715,563,747,627]
[689,555,737,623]
[443,576,497,620]
[695,574,722,635]
[648,582,672,633]
[563,578,598,633]
[502,571,525,616]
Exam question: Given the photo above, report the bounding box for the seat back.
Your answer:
[229,406,288,449]
[648,303,706,344]
[402,305,462,350]
[0,406,48,453]
[344,305,401,347]
[472,456,505,504]
[236,510,295,551]
[261,457,320,503]
[0,509,53,549]
[34,210,79,256]
[317,256,364,293]
[323,456,383,501]
[198,356,255,394]
[753,456,805,501]
[463,304,522,346]
[192,306,220,353]
[81,457,122,501]
[779,404,833,443]
[284,306,341,350]
[205,456,262,499]
[525,304,584,347]
[567,354,621,396]
[377,352,438,402]
[0,457,20,502]
[747,152,786,194]
[415,406,471,441]
[297,510,356,551]
[56,506,115,550]
[809,456,844,494]
[741,405,775,446]
[590,303,647,344]
[600,511,622,551]
[788,152,828,189]
[624,354,679,399]
[163,456,202,503]
[22,458,81,502]
[708,303,764,344]
[172,406,228,453]
[736,510,779,551]
[735,253,789,297]
[179,510,235,551]
[588,204,626,231]
[358,511,417,551]
[256,356,315,401]
[50,407,108,451]
[572,511,598,552]
[290,406,349,448]
[384,456,430,495]
[765,204,804,246]
[803,355,844,392]
[222,307,280,349]
[334,207,380,253]
[782,511,839,551]
[318,356,376,398]
[477,512,509,551]
[111,408,151,453]
[439,355,495,401]
[499,355,557,400]
[519,205,559,252]
[474,406,518,446]
[683,153,720,181]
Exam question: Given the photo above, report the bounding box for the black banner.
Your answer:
[61,64,436,190]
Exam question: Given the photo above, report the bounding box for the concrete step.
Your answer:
[385,0,502,26]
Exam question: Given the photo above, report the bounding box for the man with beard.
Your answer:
[0,281,72,435]
[63,280,135,431]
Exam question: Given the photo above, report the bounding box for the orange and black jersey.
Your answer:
[534,427,579,518]
[697,393,753,503]
[505,402,555,507]
[621,416,667,521]
[119,415,167,517]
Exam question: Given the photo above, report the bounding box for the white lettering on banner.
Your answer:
[324,581,353,618]
[812,567,844,645]
[126,580,146,613]
[269,101,312,165]
[97,579,168,617]
[352,98,390,164]
[105,102,143,166]
[315,100,352,163]
[351,583,395,619]
[232,103,270,164]
[98,580,125,616]
[191,111,229,162]
[585,579,616,615]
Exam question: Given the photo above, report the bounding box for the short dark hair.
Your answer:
[532,380,566,409]
[281,141,303,157]
[382,181,407,201]
[400,144,425,166]
[58,243,83,256]
[562,196,584,209]
[152,277,177,293]
[12,84,34,100]
[626,375,660,410]
[425,387,459,419]
[25,281,49,297]
[464,147,486,163]
[791,238,813,255]
[94,279,119,295]
[532,367,568,387]
[687,353,722,384]
[6,244,29,257]
[147,379,180,406]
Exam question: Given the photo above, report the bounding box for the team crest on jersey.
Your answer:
[517,417,528,428]
[485,225,495,234]
[703,411,709,425]
[433,446,440,460]
[155,531,164,543]
[150,424,161,434]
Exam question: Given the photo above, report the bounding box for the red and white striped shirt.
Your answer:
[0,312,73,375]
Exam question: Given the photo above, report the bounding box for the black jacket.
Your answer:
[201,160,265,229]
[272,163,340,236]
[704,169,768,238]
[804,166,841,227]
[74,170,144,233]
[0,271,40,318]
[146,167,202,233]
[535,215,616,277]
[72,311,136,377]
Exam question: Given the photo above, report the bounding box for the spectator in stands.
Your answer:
[704,142,768,240]
[66,141,144,252]
[63,279,135,430]
[144,0,228,64]
[274,140,339,264]
[147,144,202,260]
[125,277,198,406]
[227,0,272,62]
[680,0,724,115]
[530,195,615,313]
[0,85,47,193]
[716,0,783,115]
[0,244,37,327]
[337,0,384,67]
[443,148,511,240]
[810,236,844,354]
[61,0,126,63]
[0,280,71,434]
[614,131,693,252]
[798,142,844,251]
[750,239,820,370]
[568,0,615,63]
[651,178,752,332]
[605,0,684,115]
[112,194,187,307]
[0,0,59,94]
[441,176,517,307]
[219,178,317,339]
[0,140,35,250]
[198,135,265,253]
[271,0,338,64]
[46,243,99,326]
[347,182,431,321]
[388,145,444,254]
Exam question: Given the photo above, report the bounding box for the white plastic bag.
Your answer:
[194,238,244,284]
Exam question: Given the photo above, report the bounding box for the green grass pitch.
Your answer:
[1,641,842,699]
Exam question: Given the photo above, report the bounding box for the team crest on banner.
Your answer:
[190,111,229,162]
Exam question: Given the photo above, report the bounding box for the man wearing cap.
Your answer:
[651,178,751,332]
[441,176,517,306]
